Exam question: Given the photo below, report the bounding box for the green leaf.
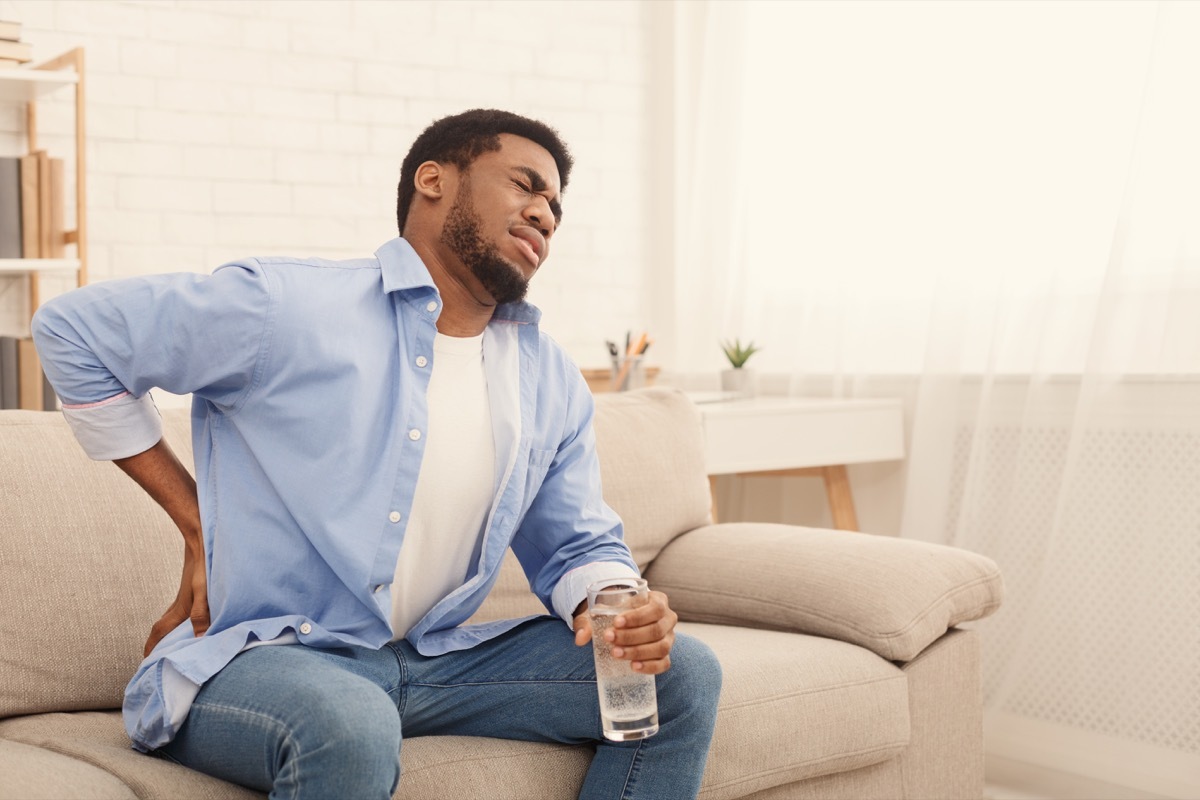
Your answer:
[720,338,760,368]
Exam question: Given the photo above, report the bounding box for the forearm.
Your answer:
[116,439,210,654]
[114,439,202,541]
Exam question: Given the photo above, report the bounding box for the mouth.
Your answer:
[509,226,545,268]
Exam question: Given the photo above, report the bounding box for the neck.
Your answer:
[405,234,496,337]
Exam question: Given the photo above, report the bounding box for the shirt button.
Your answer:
[408,429,421,441]
[299,622,312,635]
[426,301,437,312]
[388,511,401,523]
[415,356,428,368]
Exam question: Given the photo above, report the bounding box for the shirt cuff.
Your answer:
[62,392,163,461]
[551,561,642,628]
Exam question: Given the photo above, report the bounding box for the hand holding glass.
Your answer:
[587,579,660,741]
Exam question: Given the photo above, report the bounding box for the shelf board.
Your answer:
[0,258,81,276]
[0,69,79,104]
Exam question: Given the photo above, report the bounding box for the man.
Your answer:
[33,109,721,799]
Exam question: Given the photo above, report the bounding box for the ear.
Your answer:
[414,160,449,201]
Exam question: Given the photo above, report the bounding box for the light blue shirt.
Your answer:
[32,238,639,752]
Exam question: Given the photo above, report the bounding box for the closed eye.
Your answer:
[512,166,563,224]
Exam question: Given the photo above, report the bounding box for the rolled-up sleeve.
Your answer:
[32,261,274,461]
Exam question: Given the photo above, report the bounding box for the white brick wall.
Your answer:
[0,0,659,368]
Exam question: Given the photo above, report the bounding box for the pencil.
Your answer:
[614,332,649,389]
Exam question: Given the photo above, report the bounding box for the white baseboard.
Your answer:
[986,711,1200,799]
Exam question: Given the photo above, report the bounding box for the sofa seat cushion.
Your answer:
[0,711,591,800]
[0,712,259,800]
[679,622,910,800]
[0,737,138,800]
[1,625,910,800]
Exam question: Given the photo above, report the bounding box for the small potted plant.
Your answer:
[720,338,760,397]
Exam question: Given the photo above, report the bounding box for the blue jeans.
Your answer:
[157,617,722,800]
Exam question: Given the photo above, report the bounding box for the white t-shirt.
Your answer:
[390,331,495,639]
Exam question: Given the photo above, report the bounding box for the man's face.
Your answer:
[438,134,562,305]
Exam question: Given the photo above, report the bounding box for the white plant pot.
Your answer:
[720,368,755,398]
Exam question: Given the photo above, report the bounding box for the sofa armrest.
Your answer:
[643,523,1003,662]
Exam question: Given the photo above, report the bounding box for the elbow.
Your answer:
[29,299,75,386]
[30,301,61,352]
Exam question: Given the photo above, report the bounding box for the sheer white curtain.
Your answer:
[672,1,1200,793]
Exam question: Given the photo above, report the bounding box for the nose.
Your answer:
[524,197,556,238]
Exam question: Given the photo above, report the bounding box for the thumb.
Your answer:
[573,613,593,647]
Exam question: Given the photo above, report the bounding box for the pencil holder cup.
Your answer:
[610,356,646,392]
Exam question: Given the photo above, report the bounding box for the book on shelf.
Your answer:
[20,153,39,256]
[0,39,31,63]
[0,336,56,411]
[47,158,65,257]
[42,369,57,411]
[12,150,63,259]
[0,336,17,409]
[0,157,19,258]
[0,20,27,68]
[36,150,51,256]
[17,337,42,409]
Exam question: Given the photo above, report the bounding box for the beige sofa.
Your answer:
[0,388,1002,800]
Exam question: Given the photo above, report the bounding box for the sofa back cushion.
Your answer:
[591,388,711,567]
[0,407,194,718]
[0,388,710,714]
[473,388,713,622]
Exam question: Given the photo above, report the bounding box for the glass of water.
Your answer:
[587,579,660,741]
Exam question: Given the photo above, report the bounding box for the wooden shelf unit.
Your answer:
[1,48,87,319]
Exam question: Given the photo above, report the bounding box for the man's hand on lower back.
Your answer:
[113,439,211,656]
[143,533,209,656]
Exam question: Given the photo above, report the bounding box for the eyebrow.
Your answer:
[514,166,563,223]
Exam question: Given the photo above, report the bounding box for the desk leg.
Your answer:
[823,465,859,531]
[732,466,860,531]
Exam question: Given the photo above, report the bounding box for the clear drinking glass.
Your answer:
[587,579,660,741]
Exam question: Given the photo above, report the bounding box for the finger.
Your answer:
[144,608,187,657]
[611,636,674,664]
[613,592,671,629]
[631,653,672,676]
[190,563,210,637]
[612,609,678,647]
[143,628,160,658]
[573,614,593,647]
[190,607,210,637]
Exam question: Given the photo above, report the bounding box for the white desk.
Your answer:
[695,397,905,530]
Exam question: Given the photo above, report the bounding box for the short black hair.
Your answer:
[396,109,574,235]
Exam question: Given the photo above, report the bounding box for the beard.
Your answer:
[439,180,530,305]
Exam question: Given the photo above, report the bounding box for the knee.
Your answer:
[284,686,402,795]
[322,687,402,764]
[662,633,723,721]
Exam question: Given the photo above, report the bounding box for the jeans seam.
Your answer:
[188,700,301,798]
[386,641,410,716]
[620,738,646,800]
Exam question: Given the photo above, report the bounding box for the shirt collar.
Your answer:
[375,237,543,325]
[376,237,437,294]
[492,300,542,325]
